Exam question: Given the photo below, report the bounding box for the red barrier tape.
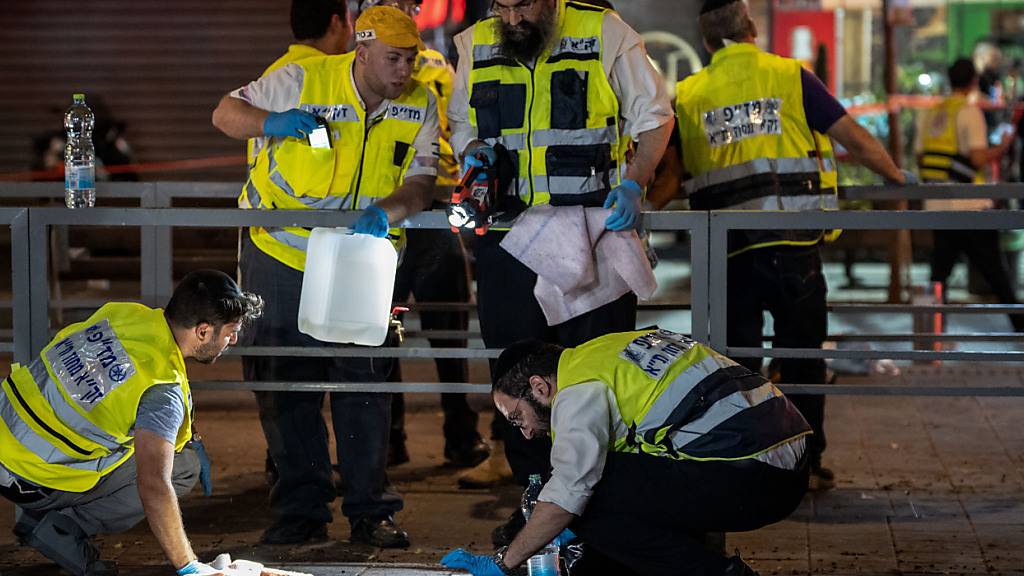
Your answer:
[0,154,246,182]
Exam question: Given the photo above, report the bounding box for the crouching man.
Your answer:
[443,329,811,576]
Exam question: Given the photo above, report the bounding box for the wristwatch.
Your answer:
[492,546,515,575]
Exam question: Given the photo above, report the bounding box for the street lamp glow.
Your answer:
[918,73,933,87]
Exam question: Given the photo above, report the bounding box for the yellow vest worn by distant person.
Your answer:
[919,95,981,184]
[467,0,625,207]
[0,303,193,492]
[676,43,839,256]
[243,52,429,271]
[414,48,458,186]
[555,329,811,461]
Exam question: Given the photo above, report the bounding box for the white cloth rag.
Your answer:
[500,204,657,326]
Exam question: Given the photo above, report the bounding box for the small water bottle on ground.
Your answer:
[64,93,95,208]
[527,543,560,576]
[521,473,543,521]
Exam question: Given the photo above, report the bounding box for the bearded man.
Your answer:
[446,0,674,546]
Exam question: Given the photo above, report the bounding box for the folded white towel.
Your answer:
[500,204,657,326]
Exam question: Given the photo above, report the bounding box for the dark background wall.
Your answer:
[0,0,294,181]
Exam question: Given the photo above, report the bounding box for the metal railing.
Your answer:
[3,182,1024,396]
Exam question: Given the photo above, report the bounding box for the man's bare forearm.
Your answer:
[212,94,268,140]
[503,502,575,568]
[136,431,195,570]
[373,174,435,223]
[827,115,904,183]
[624,120,674,187]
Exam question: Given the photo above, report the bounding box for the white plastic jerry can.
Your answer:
[297,227,398,346]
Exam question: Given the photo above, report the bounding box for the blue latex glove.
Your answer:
[353,204,390,238]
[192,439,212,496]
[176,560,220,575]
[440,548,504,576]
[262,109,319,139]
[603,179,644,231]
[462,146,497,181]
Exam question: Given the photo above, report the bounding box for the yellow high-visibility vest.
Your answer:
[414,48,458,186]
[0,303,193,492]
[919,95,981,184]
[676,43,839,256]
[243,52,429,271]
[244,44,330,170]
[555,329,811,461]
[466,0,625,207]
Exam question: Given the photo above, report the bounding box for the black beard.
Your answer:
[498,11,555,62]
[524,393,552,431]
[191,340,223,364]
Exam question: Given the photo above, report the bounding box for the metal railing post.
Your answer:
[707,212,730,352]
[28,208,51,358]
[10,208,32,364]
[689,212,711,345]
[140,183,172,307]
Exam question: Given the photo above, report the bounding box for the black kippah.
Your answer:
[492,340,548,384]
[700,0,741,15]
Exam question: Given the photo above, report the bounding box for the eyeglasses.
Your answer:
[506,397,525,429]
[490,0,538,17]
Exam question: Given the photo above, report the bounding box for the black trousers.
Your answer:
[572,452,809,576]
[727,245,828,465]
[473,232,638,485]
[239,234,402,523]
[390,227,482,452]
[930,229,1024,332]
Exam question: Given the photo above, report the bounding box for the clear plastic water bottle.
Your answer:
[64,93,95,208]
[527,543,560,576]
[521,473,543,521]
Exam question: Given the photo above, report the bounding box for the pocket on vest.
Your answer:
[546,143,613,207]
[273,141,336,199]
[470,81,525,139]
[550,70,588,130]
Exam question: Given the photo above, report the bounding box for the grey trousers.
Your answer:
[15,446,200,536]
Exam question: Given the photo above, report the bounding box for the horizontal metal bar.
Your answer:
[192,380,492,393]
[776,384,1024,396]
[727,346,1024,361]
[188,380,1024,396]
[824,332,1023,342]
[839,183,1024,201]
[228,346,500,359]
[0,342,12,353]
[828,303,1024,314]
[711,209,1024,230]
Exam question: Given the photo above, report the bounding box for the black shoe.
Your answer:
[808,465,836,491]
[387,441,410,467]
[491,509,526,548]
[444,438,491,468]
[350,515,410,548]
[259,517,328,545]
[722,554,760,576]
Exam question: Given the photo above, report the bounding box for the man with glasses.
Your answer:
[442,330,810,575]
[446,0,674,544]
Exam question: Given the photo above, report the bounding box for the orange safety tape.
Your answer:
[0,154,246,182]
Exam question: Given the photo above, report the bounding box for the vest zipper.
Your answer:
[525,63,537,206]
[351,113,386,210]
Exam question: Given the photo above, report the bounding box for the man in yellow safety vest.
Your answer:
[442,329,811,576]
[675,0,913,491]
[212,5,438,548]
[0,270,262,576]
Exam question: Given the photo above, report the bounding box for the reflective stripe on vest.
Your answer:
[467,1,625,208]
[676,43,838,253]
[0,303,193,492]
[555,329,811,461]
[919,96,979,184]
[243,52,426,271]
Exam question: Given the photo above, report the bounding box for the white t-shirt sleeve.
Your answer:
[229,63,305,113]
[604,12,674,139]
[405,89,440,179]
[448,29,477,161]
[537,381,613,515]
